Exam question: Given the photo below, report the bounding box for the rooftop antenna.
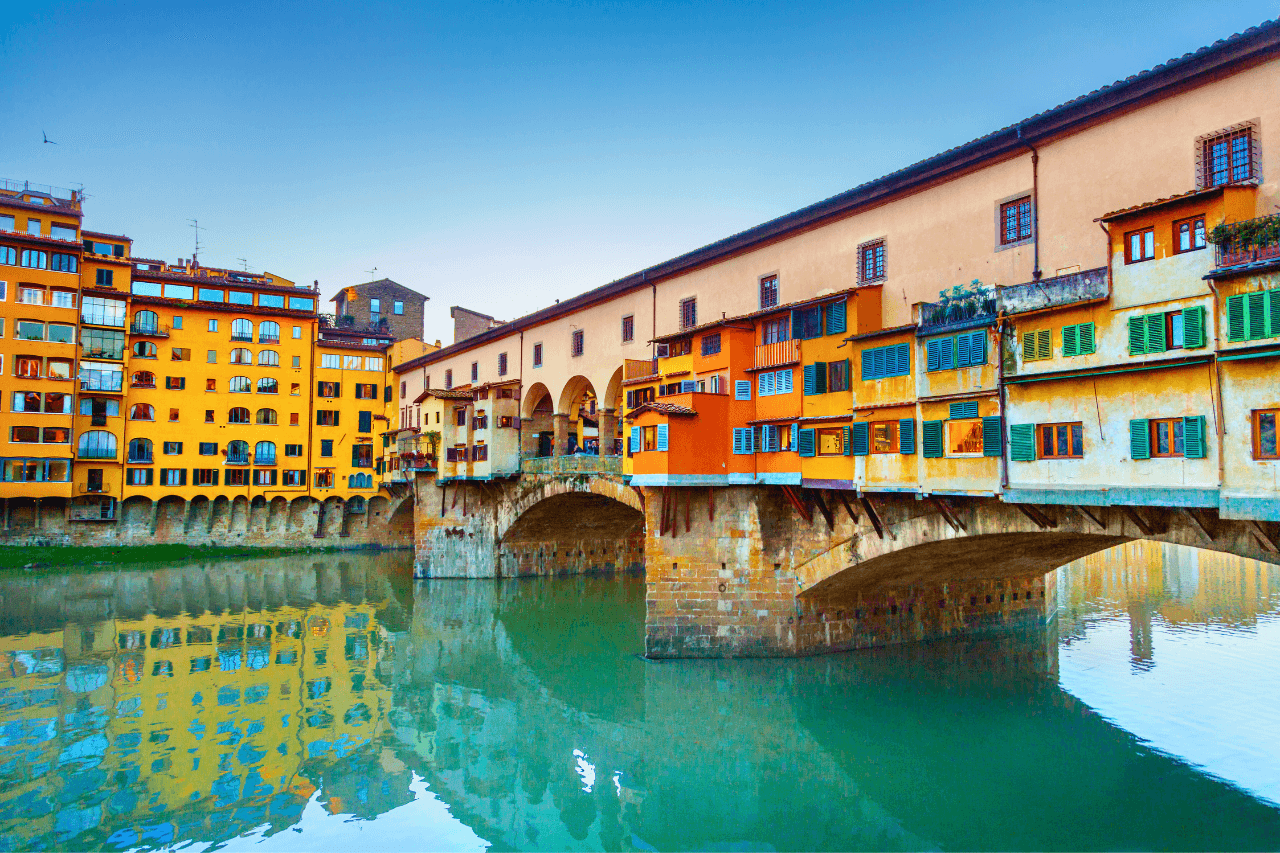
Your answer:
[188,219,203,264]
[237,258,249,271]
[365,266,378,282]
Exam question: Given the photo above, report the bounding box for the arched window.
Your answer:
[230,348,253,364]
[132,341,157,359]
[130,403,154,421]
[349,496,367,512]
[256,377,278,394]
[254,441,276,465]
[128,437,153,462]
[231,318,252,341]
[133,310,159,333]
[131,371,156,388]
[229,376,251,393]
[78,430,117,459]
[227,440,249,463]
[256,408,277,425]
[228,407,250,424]
[257,349,279,366]
[258,321,280,343]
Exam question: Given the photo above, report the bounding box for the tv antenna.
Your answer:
[237,258,249,271]
[365,266,377,282]
[188,219,203,263]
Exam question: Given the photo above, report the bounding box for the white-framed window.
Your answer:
[394,301,404,314]
[365,357,383,371]
[321,354,340,369]
[293,326,302,339]
[343,355,362,369]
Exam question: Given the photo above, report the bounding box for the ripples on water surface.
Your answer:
[0,542,1276,851]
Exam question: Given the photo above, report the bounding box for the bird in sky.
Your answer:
[42,131,56,144]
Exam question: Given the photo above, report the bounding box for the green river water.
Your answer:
[0,540,1277,851]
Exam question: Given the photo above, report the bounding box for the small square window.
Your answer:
[858,240,886,283]
[292,355,301,368]
[293,326,302,339]
[172,316,183,329]
[759,275,779,309]
[206,378,216,391]
[1126,228,1155,264]
[999,197,1033,245]
[1199,126,1255,189]
[208,319,218,332]
[169,408,179,422]
[207,350,217,363]
[679,298,697,330]
[204,410,214,423]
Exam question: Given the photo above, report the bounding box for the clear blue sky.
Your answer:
[4,1,1274,344]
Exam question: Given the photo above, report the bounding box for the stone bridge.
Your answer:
[413,469,1280,658]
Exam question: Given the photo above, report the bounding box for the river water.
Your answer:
[0,542,1277,851]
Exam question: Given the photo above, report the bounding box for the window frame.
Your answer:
[945,418,985,457]
[1173,214,1207,255]
[1125,227,1156,264]
[679,297,697,330]
[621,315,634,343]
[816,427,845,456]
[1252,408,1279,460]
[1150,417,1185,458]
[1037,422,1084,459]
[857,239,886,283]
[870,421,899,454]
[1198,125,1256,189]
[998,195,1034,247]
[759,275,779,309]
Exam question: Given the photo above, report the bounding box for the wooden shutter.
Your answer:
[861,349,876,381]
[732,428,744,455]
[1078,322,1096,354]
[790,422,799,450]
[893,343,911,376]
[1182,306,1206,349]
[358,411,372,433]
[1035,329,1052,360]
[926,338,942,372]
[956,332,973,367]
[1128,316,1147,355]
[1226,294,1247,342]
[1269,288,1280,337]
[899,418,915,454]
[842,425,852,455]
[1062,324,1079,357]
[1247,291,1268,340]
[758,372,774,396]
[813,362,827,394]
[761,424,776,452]
[922,420,944,458]
[982,416,1002,456]
[803,364,816,395]
[1183,415,1206,459]
[629,427,641,453]
[680,380,695,393]
[626,390,635,409]
[1009,424,1036,461]
[798,428,815,457]
[1129,419,1151,460]
[949,400,979,420]
[655,424,668,451]
[735,380,752,400]
[849,422,868,455]
[1145,313,1166,352]
[825,299,847,335]
[777,369,793,394]
[1022,330,1038,361]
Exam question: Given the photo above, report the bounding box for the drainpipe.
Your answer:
[1016,125,1042,281]
[647,272,656,359]
[517,329,524,463]
[996,317,1010,492]
[1205,278,1227,489]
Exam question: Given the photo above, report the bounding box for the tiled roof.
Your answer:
[1099,186,1228,221]
[627,402,697,418]
[413,387,475,404]
[651,287,861,343]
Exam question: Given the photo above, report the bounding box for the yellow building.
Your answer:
[0,181,84,521]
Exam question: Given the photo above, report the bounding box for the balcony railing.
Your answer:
[129,323,169,337]
[78,449,117,460]
[919,294,998,331]
[1214,215,1280,268]
[230,334,254,343]
[127,454,153,464]
[227,454,249,466]
[80,374,124,393]
[624,358,659,381]
[80,311,125,328]
[755,339,800,369]
[996,267,1108,316]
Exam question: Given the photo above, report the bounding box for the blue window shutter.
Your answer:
[630,426,641,453]
[956,333,971,367]
[814,362,827,394]
[681,380,696,393]
[899,418,915,454]
[758,372,771,397]
[982,416,1002,456]
[744,427,755,454]
[1009,424,1036,461]
[656,423,668,451]
[735,380,751,400]
[790,422,799,450]
[798,428,816,457]
[1183,415,1206,459]
[940,337,955,370]
[777,369,792,394]
[894,343,911,376]
[803,364,817,395]
[860,350,874,381]
[1130,419,1151,460]
[850,422,868,455]
[949,401,979,420]
[732,428,743,455]
[825,299,847,335]
[926,339,941,372]
[761,424,774,452]
[922,420,944,458]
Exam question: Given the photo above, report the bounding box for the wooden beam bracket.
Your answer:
[860,496,890,540]
[810,489,835,530]
[1120,506,1155,537]
[1013,502,1055,530]
[1249,520,1280,553]
[1181,507,1216,543]
[780,485,812,523]
[836,490,859,524]
[1075,504,1106,532]
[932,498,967,534]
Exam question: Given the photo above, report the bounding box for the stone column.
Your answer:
[597,409,618,456]
[552,413,570,457]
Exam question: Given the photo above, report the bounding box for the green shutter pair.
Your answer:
[803,363,828,395]
[1224,288,1280,342]
[1129,416,1207,460]
[1061,322,1096,357]
[923,416,1001,458]
[1128,306,1207,354]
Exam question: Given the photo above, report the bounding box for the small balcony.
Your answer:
[624,358,659,381]
[78,449,117,460]
[920,289,999,333]
[995,267,1108,317]
[1212,214,1280,269]
[230,334,254,343]
[127,454,153,464]
[226,454,250,466]
[80,376,124,393]
[129,323,169,337]
[755,339,799,370]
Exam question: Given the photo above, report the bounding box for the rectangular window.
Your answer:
[253,469,277,487]
[571,329,584,357]
[163,441,182,455]
[1253,409,1279,460]
[285,443,304,457]
[871,421,898,454]
[1166,311,1185,350]
[358,411,373,433]
[394,300,404,315]
[701,332,721,356]
[445,369,453,388]
[365,357,382,371]
[320,439,333,457]
[622,315,634,343]
[321,354,340,369]
[946,419,984,456]
[760,275,779,309]
[1174,215,1207,254]
[370,298,380,314]
[827,359,849,392]
[160,468,187,487]
[316,410,339,426]
[1000,197,1033,245]
[317,381,340,397]
[284,470,305,486]
[532,343,543,367]
[1022,329,1053,362]
[792,305,823,340]
[925,337,955,372]
[199,442,217,455]
[1039,423,1084,459]
[207,350,217,363]
[1201,127,1254,188]
[1151,418,1185,457]
[858,240,886,283]
[1126,227,1155,263]
[226,469,248,486]
[1061,322,1097,357]
[354,383,377,399]
[817,428,844,456]
[165,376,185,390]
[95,268,113,287]
[761,316,790,344]
[126,468,154,486]
[679,298,697,329]
[193,469,218,486]
[860,343,911,380]
[498,352,508,375]
[342,355,362,370]
[471,362,479,382]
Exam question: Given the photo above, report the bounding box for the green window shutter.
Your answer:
[798,428,816,457]
[1268,288,1280,337]
[1128,315,1148,355]
[1145,313,1166,353]
[803,364,817,395]
[1247,291,1267,340]
[1009,424,1036,461]
[1062,324,1079,357]
[1079,322,1096,354]
[1183,415,1207,459]
[949,400,979,420]
[814,362,827,394]
[825,299,847,335]
[1035,329,1052,360]
[898,418,915,454]
[1129,419,1151,460]
[922,420,944,458]
[358,411,372,433]
[1226,294,1246,342]
[1182,305,1206,349]
[982,415,1002,456]
[849,422,868,455]
[655,424,668,451]
[1022,330,1037,361]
